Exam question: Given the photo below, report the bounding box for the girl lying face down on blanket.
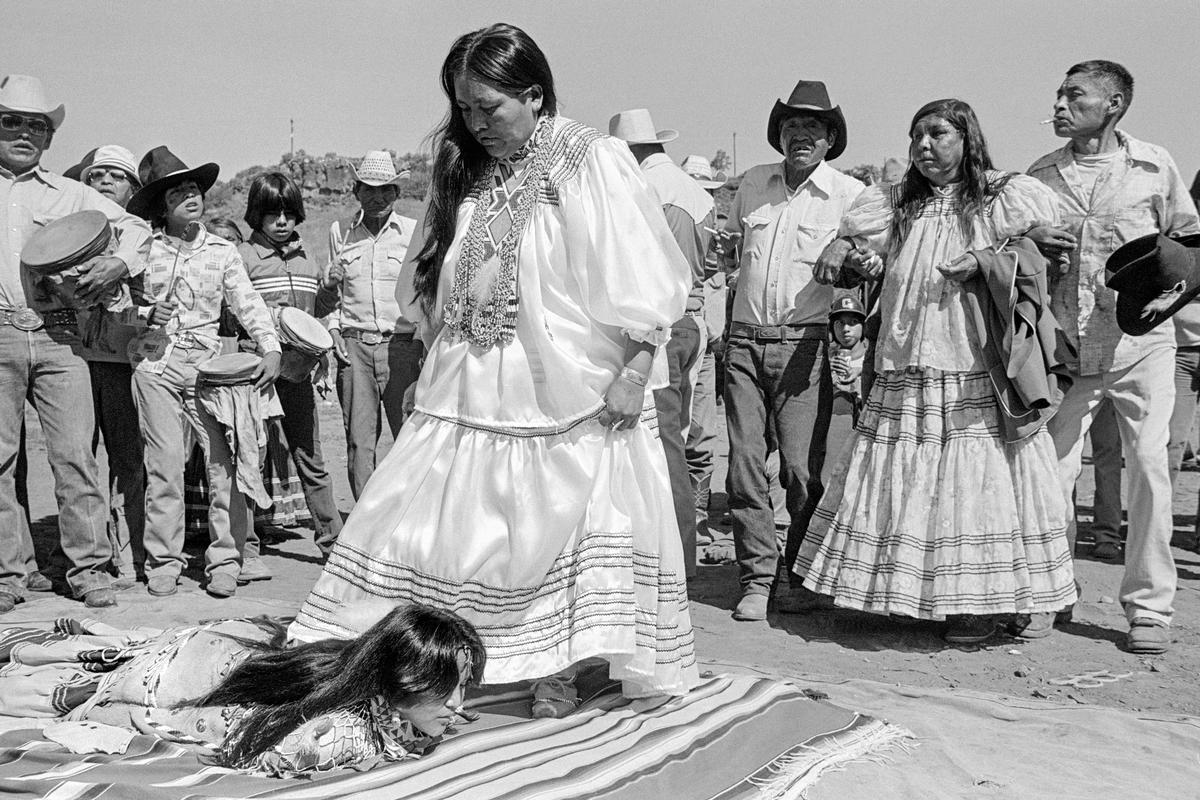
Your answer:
[0,605,486,777]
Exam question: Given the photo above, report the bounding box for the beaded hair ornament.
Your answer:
[443,114,555,349]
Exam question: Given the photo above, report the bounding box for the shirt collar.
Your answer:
[767,159,834,197]
[248,229,305,259]
[1048,129,1155,171]
[0,162,56,186]
[352,209,406,234]
[153,222,211,252]
[640,152,674,171]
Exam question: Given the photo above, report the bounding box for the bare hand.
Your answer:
[1025,225,1077,256]
[402,382,417,416]
[814,238,854,285]
[847,247,884,280]
[329,329,350,366]
[147,299,178,328]
[937,252,980,283]
[73,256,129,305]
[323,261,346,289]
[252,351,282,391]
[711,231,742,266]
[597,372,645,431]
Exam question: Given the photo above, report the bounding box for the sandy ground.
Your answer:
[14,393,1200,724]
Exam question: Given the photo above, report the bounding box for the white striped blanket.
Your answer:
[0,675,910,800]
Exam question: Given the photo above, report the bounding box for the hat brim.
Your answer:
[767,100,846,160]
[1110,233,1200,336]
[691,178,726,190]
[621,128,679,145]
[0,102,65,130]
[126,163,219,220]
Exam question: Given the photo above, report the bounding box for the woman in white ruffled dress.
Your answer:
[794,99,1076,644]
[288,23,699,711]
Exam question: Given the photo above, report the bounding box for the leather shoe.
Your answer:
[1092,541,1121,561]
[1008,612,1054,639]
[82,587,118,609]
[24,572,53,593]
[1127,618,1170,655]
[147,575,179,597]
[206,572,237,598]
[237,557,273,584]
[732,593,768,621]
[0,592,19,614]
[944,615,998,645]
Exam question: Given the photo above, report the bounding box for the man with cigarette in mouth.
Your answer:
[1025,60,1200,651]
[717,80,865,621]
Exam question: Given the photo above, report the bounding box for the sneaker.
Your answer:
[1092,541,1121,562]
[732,593,769,621]
[1009,612,1055,639]
[237,557,273,584]
[206,573,238,598]
[82,587,118,609]
[1127,618,1170,655]
[944,615,999,645]
[24,572,53,593]
[147,575,179,597]
[531,675,580,719]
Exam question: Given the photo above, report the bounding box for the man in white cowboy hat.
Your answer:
[0,75,152,614]
[315,150,420,498]
[73,145,146,591]
[718,79,865,621]
[609,109,715,580]
[680,153,730,558]
[1025,60,1200,651]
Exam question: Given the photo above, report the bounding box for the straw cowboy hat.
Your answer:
[126,146,220,220]
[608,109,679,145]
[1106,232,1200,336]
[767,79,847,160]
[0,75,65,130]
[351,151,410,187]
[680,154,727,190]
[80,145,142,187]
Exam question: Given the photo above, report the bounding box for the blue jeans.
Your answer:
[0,325,112,599]
[653,316,703,578]
[724,333,832,596]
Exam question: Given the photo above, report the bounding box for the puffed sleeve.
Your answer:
[838,184,894,253]
[396,213,438,347]
[559,136,689,346]
[989,173,1062,240]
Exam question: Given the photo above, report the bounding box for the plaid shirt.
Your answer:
[1029,131,1200,375]
[125,226,280,374]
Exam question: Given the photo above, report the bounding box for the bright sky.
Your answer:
[7,0,1199,182]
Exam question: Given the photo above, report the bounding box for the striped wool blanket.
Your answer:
[0,675,910,800]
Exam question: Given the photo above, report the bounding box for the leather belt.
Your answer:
[727,321,826,342]
[342,329,414,345]
[172,331,205,350]
[0,308,77,331]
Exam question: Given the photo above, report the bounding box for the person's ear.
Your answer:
[528,85,543,114]
[1108,91,1126,118]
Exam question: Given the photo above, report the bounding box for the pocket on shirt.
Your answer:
[1113,203,1157,250]
[795,222,838,257]
[743,213,773,260]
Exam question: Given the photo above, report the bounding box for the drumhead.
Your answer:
[197,352,262,385]
[21,210,112,275]
[277,306,333,354]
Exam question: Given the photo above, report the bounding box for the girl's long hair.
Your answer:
[188,605,486,768]
[412,22,557,322]
[889,98,1011,248]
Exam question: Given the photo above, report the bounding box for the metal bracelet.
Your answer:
[618,367,648,387]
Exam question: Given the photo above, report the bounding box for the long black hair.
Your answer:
[190,604,486,768]
[412,22,557,322]
[244,171,306,233]
[889,98,1011,247]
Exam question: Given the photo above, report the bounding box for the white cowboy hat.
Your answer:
[608,109,678,145]
[680,154,727,190]
[351,150,411,187]
[80,144,141,187]
[0,74,65,130]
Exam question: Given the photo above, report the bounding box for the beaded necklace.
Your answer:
[443,114,554,349]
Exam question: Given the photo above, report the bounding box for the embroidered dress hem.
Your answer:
[288,409,698,698]
[795,368,1075,620]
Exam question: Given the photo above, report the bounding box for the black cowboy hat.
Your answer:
[1106,232,1200,336]
[767,79,847,160]
[126,146,219,221]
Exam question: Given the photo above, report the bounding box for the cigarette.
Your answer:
[1039,119,1054,125]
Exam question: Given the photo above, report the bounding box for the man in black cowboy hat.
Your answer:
[717,79,865,621]
[1026,60,1200,652]
[0,75,151,614]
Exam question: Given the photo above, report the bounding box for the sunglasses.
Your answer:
[86,167,133,184]
[0,113,50,136]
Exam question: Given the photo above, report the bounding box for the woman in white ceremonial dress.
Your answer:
[288,23,699,714]
[793,99,1076,644]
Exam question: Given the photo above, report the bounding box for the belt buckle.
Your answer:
[361,331,384,345]
[12,308,44,331]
